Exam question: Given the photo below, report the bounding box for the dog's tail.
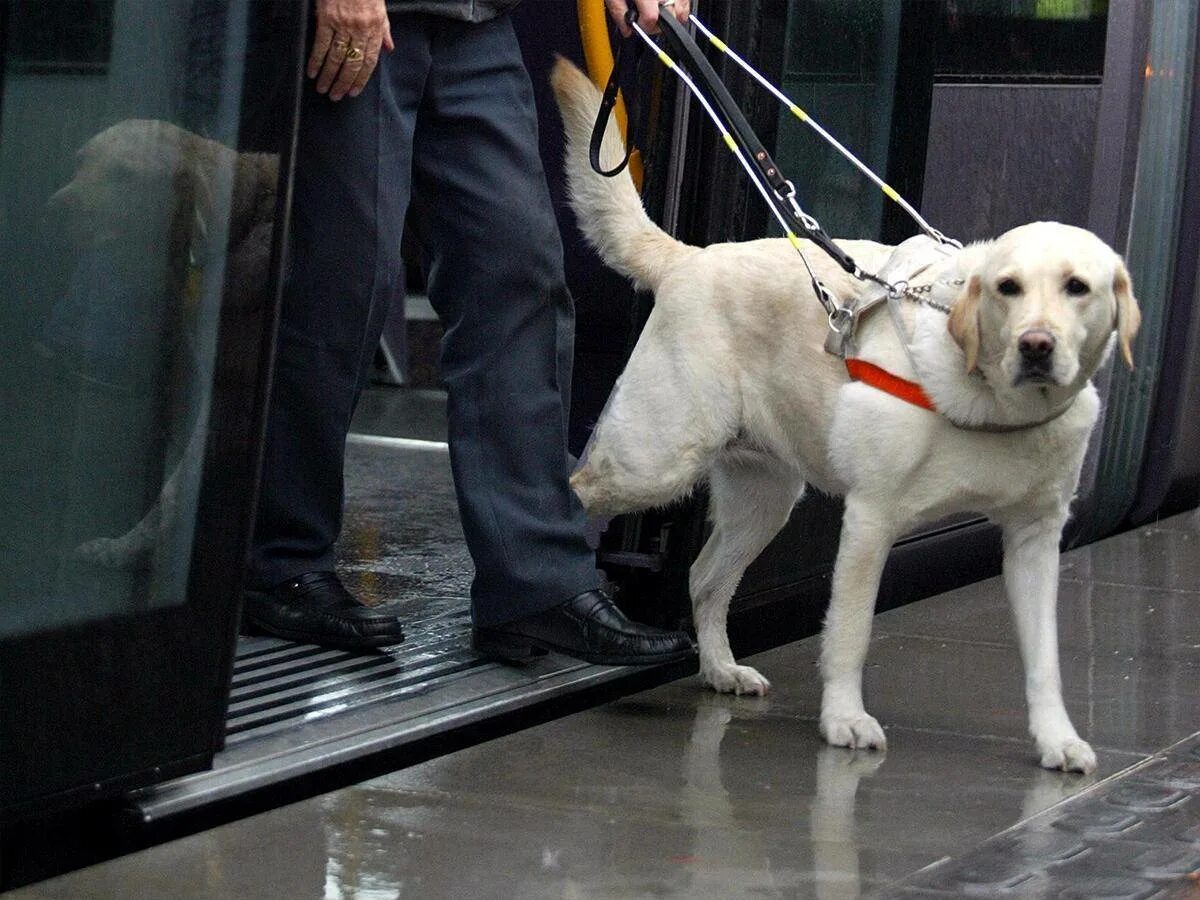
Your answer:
[550,57,694,293]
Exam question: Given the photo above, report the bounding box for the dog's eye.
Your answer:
[996,278,1022,296]
[1065,277,1090,296]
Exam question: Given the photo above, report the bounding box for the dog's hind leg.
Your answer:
[819,495,901,751]
[691,450,804,696]
[572,330,739,516]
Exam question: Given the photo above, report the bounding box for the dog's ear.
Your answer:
[948,275,982,373]
[173,135,216,235]
[1113,261,1141,370]
[168,137,216,265]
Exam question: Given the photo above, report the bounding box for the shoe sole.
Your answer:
[472,628,695,667]
[241,615,405,652]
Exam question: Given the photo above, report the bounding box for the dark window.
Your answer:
[6,1,115,75]
[935,0,1108,82]
[782,0,892,85]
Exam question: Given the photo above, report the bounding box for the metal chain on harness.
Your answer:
[594,2,963,343]
[893,281,956,315]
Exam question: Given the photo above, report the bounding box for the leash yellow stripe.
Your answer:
[691,14,957,247]
[628,20,833,293]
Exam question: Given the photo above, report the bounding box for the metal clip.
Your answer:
[828,306,853,334]
[811,280,836,316]
[927,227,963,249]
[798,209,822,234]
[823,306,857,358]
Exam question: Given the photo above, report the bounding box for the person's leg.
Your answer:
[410,16,692,664]
[409,17,595,627]
[243,17,430,648]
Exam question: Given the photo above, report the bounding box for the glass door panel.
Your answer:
[0,0,252,637]
[0,0,302,820]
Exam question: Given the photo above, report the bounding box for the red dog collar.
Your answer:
[845,358,936,412]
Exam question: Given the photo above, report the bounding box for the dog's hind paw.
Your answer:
[820,712,887,752]
[702,663,771,696]
[1039,738,1097,774]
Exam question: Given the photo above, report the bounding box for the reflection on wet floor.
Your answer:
[350,387,450,444]
[339,433,471,605]
[18,511,1200,898]
[341,387,468,608]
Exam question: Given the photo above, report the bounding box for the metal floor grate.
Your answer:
[128,603,642,823]
[226,603,482,744]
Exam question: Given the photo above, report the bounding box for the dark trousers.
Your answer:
[247,13,597,626]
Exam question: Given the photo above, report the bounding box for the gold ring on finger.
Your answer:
[346,45,364,61]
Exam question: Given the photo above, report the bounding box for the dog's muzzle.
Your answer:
[1016,329,1056,384]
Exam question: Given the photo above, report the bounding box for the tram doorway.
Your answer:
[7,0,1198,870]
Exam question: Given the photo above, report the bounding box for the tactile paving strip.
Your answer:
[885,732,1200,898]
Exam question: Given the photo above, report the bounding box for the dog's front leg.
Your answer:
[1002,518,1096,774]
[819,496,897,751]
[72,416,200,570]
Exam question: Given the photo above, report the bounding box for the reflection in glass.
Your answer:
[0,1,271,637]
[934,0,1108,81]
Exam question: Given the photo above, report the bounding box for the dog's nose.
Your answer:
[1018,329,1056,362]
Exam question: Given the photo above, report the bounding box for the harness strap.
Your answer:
[589,7,646,178]
[590,30,639,177]
[845,358,936,412]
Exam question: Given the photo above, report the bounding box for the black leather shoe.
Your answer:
[472,590,695,666]
[242,571,405,651]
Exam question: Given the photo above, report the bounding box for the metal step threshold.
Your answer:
[128,601,648,823]
[127,433,682,824]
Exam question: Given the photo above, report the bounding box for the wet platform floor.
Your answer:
[14,510,1200,898]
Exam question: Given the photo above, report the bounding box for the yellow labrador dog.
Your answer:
[552,59,1140,773]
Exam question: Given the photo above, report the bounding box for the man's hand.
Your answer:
[604,0,691,38]
[308,0,394,101]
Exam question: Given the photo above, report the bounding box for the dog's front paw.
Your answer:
[1039,737,1097,774]
[820,712,887,751]
[72,535,153,570]
[702,662,771,696]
